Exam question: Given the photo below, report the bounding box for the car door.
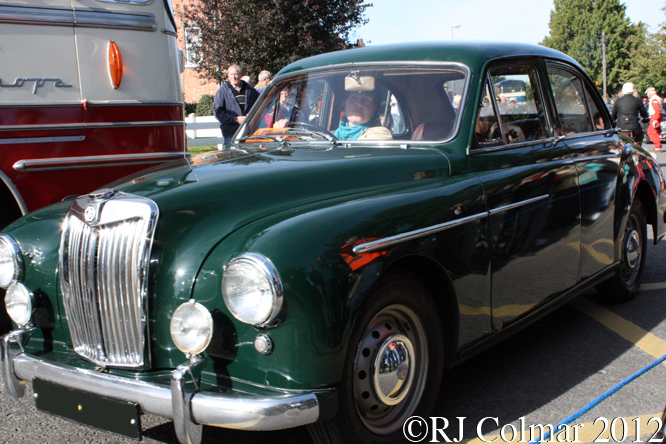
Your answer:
[469,60,581,331]
[544,62,620,281]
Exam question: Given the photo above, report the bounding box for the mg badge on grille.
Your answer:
[84,206,97,223]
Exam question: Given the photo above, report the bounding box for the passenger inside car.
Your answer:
[333,88,393,141]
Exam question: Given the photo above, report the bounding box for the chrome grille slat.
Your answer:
[59,191,158,369]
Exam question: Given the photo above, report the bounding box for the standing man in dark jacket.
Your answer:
[213,64,260,146]
[611,82,649,144]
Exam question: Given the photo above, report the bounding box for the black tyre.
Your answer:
[308,273,444,444]
[596,199,647,302]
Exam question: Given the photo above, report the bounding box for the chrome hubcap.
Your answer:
[625,229,640,269]
[352,305,427,435]
[373,334,414,406]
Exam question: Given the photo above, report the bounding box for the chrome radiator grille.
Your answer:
[59,190,158,369]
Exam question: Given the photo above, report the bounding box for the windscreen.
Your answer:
[240,66,468,144]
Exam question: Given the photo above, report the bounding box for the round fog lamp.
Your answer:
[170,300,213,356]
[5,282,33,327]
[0,235,22,289]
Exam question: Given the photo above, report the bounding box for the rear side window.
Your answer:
[547,65,608,134]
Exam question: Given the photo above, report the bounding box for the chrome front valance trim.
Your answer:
[352,194,551,255]
[0,338,320,433]
[0,4,157,32]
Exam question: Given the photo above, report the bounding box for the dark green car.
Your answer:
[1,42,665,444]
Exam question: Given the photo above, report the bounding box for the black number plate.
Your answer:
[33,378,141,440]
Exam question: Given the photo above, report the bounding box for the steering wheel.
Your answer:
[489,123,525,143]
[292,121,338,140]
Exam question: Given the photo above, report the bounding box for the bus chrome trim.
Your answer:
[0,4,157,32]
[13,152,186,172]
[0,121,185,132]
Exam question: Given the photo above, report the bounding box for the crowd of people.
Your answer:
[609,82,663,152]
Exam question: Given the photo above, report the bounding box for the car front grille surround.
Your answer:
[58,190,158,369]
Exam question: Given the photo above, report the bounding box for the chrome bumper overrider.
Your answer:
[1,330,319,444]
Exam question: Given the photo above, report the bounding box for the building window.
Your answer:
[185,27,201,68]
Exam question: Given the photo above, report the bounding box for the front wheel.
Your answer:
[308,273,444,444]
[596,199,647,302]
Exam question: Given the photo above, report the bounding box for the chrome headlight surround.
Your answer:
[222,253,283,327]
[0,234,23,290]
[170,300,213,357]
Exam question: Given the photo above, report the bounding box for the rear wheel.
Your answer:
[308,273,444,444]
[596,199,647,302]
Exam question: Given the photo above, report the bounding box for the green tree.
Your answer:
[626,3,666,95]
[181,0,371,85]
[541,0,642,96]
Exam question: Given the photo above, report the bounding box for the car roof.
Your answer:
[277,41,581,76]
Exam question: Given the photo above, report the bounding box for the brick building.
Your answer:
[171,0,219,104]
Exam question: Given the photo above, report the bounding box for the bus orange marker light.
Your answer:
[108,41,123,89]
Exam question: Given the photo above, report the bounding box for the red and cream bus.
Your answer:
[0,0,186,227]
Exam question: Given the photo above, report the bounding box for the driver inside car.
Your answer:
[333,90,393,140]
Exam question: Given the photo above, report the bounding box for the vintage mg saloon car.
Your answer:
[1,42,665,444]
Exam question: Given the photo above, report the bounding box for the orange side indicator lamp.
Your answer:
[108,41,123,89]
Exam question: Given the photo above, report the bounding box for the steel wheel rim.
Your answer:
[352,304,428,435]
[621,216,642,287]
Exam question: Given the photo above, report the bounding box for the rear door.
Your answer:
[469,59,581,331]
[544,61,620,280]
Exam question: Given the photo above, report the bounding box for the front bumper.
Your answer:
[1,329,320,444]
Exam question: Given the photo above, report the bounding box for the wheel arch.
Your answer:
[634,179,661,243]
[374,255,459,367]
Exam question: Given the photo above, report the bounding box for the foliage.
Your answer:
[196,94,215,116]
[181,0,371,85]
[626,4,666,96]
[184,102,198,116]
[541,0,642,96]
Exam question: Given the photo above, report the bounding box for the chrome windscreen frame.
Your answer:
[58,189,159,369]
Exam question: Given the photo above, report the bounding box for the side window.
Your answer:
[489,65,549,143]
[475,64,549,147]
[546,65,597,134]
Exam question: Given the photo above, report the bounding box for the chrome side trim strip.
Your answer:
[571,154,617,163]
[0,135,85,145]
[0,4,157,32]
[352,212,488,255]
[0,120,185,132]
[5,348,320,431]
[352,194,551,255]
[488,194,549,215]
[13,152,186,172]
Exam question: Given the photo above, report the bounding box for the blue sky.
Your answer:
[355,0,664,46]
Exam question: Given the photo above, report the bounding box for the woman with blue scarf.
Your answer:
[333,90,393,141]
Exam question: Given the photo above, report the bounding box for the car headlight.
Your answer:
[0,234,23,289]
[222,253,283,327]
[5,282,33,327]
[170,300,213,356]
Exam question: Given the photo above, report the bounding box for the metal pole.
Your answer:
[602,32,607,100]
